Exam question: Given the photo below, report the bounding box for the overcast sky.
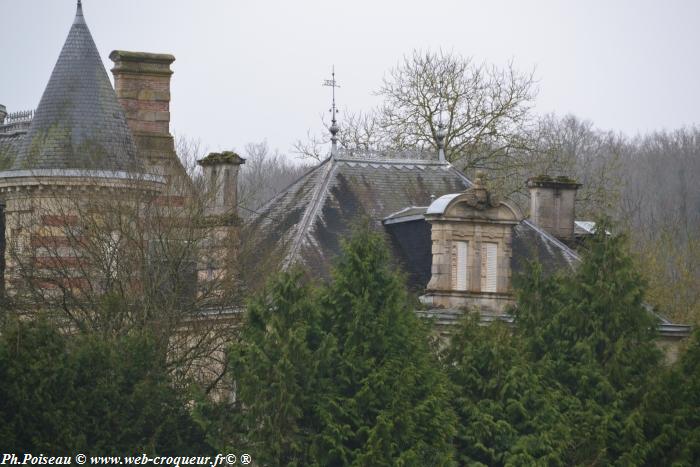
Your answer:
[2,0,699,159]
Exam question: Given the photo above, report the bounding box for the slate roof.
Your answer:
[384,209,580,289]
[0,111,32,170]
[10,2,140,173]
[0,132,26,171]
[248,151,580,289]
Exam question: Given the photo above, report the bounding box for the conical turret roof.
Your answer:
[12,2,141,172]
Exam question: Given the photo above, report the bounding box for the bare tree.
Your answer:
[377,50,536,166]
[293,110,384,161]
[3,165,242,393]
[294,49,536,171]
[510,114,625,216]
[615,127,700,324]
[175,134,208,178]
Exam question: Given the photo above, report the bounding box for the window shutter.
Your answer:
[481,242,498,292]
[451,244,457,289]
[455,241,468,291]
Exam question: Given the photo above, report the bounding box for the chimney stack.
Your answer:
[527,176,580,244]
[197,152,246,217]
[109,50,177,170]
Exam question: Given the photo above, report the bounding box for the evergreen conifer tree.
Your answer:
[0,320,208,454]
[632,330,700,465]
[313,225,456,466]
[513,219,663,464]
[443,314,574,466]
[227,270,331,466]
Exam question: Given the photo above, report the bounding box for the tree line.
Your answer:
[2,223,699,465]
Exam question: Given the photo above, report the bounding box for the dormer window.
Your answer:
[423,172,522,313]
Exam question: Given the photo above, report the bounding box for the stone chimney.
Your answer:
[0,105,6,125]
[197,151,246,217]
[527,176,581,244]
[109,50,177,170]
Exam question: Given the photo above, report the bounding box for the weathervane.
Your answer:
[323,66,340,157]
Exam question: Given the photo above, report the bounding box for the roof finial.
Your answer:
[323,66,340,158]
[436,80,447,163]
[74,0,85,24]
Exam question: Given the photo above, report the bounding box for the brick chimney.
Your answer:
[527,176,581,244]
[109,50,177,171]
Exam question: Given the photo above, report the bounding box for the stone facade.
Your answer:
[421,174,522,313]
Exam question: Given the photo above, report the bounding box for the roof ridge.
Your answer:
[282,157,338,269]
[446,162,474,187]
[521,219,581,265]
[336,157,447,166]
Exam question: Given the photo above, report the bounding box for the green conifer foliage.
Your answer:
[314,226,456,466]
[227,270,331,466]
[443,315,574,466]
[517,220,660,393]
[634,330,700,465]
[228,225,456,466]
[513,218,663,464]
[0,320,208,454]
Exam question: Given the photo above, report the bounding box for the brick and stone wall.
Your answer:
[109,51,184,183]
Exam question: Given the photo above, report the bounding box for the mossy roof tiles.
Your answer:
[249,155,580,286]
[11,3,140,172]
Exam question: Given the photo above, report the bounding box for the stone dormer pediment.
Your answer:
[426,175,522,224]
